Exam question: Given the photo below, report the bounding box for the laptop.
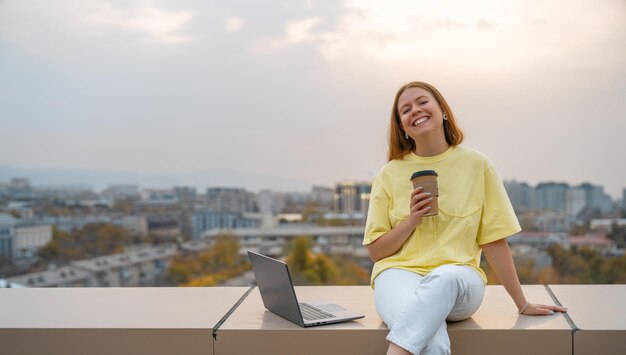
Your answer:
[247,250,365,327]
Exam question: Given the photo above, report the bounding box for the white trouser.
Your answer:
[374,265,485,355]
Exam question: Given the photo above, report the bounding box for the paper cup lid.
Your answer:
[410,170,438,180]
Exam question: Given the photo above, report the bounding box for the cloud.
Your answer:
[85,2,195,44]
[249,0,625,73]
[0,0,196,46]
[476,19,496,29]
[225,16,244,33]
[252,17,322,52]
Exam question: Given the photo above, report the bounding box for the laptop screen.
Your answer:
[248,251,305,326]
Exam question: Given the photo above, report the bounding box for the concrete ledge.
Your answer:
[0,287,249,355]
[1,285,624,355]
[549,285,626,355]
[216,285,572,355]
[448,285,571,355]
[216,286,387,355]
[0,329,211,355]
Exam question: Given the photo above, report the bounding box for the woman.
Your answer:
[363,81,567,355]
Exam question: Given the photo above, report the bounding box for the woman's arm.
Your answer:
[481,238,567,315]
[367,187,432,262]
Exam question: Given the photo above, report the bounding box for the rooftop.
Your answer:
[1,284,624,355]
[203,225,365,238]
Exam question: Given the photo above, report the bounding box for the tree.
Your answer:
[515,259,537,284]
[301,201,322,223]
[286,236,314,273]
[209,234,240,270]
[608,223,626,249]
[38,224,132,265]
[547,245,589,283]
[167,233,249,286]
[313,254,339,283]
[0,254,17,277]
[518,212,539,232]
[285,236,369,285]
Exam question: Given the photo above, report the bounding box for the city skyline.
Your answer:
[1,1,625,198]
[1,168,624,202]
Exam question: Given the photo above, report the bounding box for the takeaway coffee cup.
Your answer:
[410,170,438,216]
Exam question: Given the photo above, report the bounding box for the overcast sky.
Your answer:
[1,0,625,197]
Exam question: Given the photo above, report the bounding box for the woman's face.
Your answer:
[397,86,445,141]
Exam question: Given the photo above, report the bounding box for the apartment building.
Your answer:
[7,266,94,287]
[71,244,177,287]
[0,213,15,259]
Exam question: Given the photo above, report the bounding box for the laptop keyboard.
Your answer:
[299,303,335,321]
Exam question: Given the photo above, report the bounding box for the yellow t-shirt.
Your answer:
[363,145,521,285]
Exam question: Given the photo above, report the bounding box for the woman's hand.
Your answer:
[408,186,434,226]
[365,186,434,262]
[520,302,567,316]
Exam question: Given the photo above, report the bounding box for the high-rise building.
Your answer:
[8,178,33,200]
[535,182,569,212]
[0,213,16,259]
[13,222,52,259]
[146,214,181,239]
[566,187,586,218]
[575,183,616,214]
[577,183,605,211]
[140,189,178,205]
[312,186,334,210]
[173,186,197,202]
[334,181,372,214]
[257,190,286,215]
[191,210,258,240]
[206,188,257,213]
[102,184,140,200]
[0,182,9,198]
[601,195,613,214]
[504,180,535,213]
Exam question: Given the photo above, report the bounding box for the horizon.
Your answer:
[1,163,624,200]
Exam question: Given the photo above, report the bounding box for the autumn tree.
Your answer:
[167,233,250,286]
[547,245,589,283]
[608,223,626,249]
[38,224,132,266]
[285,236,369,285]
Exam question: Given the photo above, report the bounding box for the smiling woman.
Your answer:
[363,81,567,355]
[387,82,463,161]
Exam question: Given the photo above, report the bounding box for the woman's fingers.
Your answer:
[535,307,555,315]
[411,186,423,197]
[411,205,431,216]
[410,195,433,214]
[411,192,432,207]
[409,187,433,223]
[547,304,568,312]
[522,303,567,316]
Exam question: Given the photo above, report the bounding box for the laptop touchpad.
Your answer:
[318,304,347,312]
